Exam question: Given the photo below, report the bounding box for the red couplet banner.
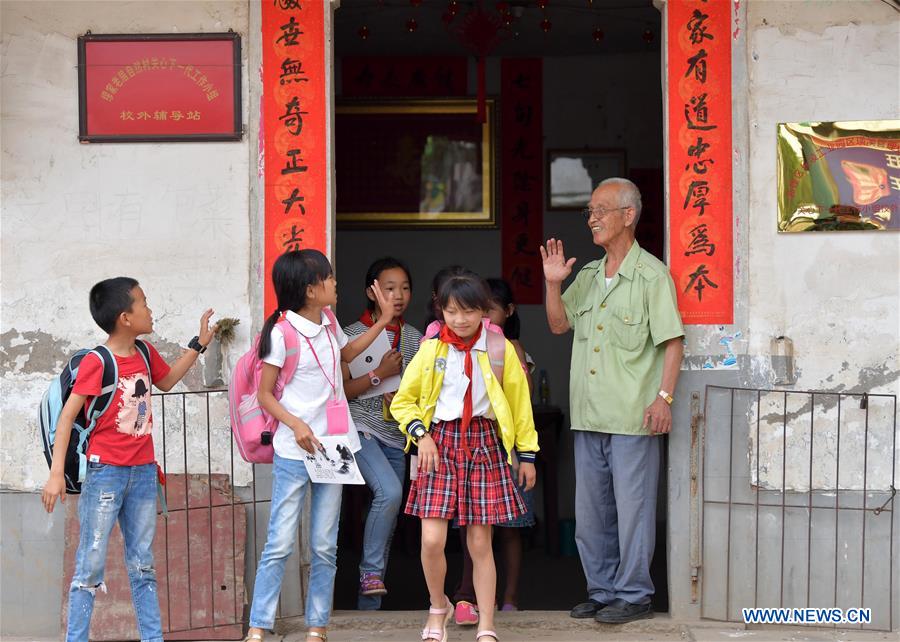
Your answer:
[262,0,329,316]
[667,0,733,324]
[501,59,544,306]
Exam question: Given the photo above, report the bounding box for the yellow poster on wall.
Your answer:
[777,120,900,232]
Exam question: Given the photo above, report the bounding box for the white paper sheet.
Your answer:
[302,436,365,484]
[347,329,401,399]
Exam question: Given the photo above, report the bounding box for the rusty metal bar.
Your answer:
[860,394,869,629]
[807,392,814,609]
[754,389,761,610]
[725,388,734,620]
[780,391,787,609]
[891,395,897,632]
[701,498,890,512]
[206,393,215,627]
[230,398,238,626]
[161,394,172,631]
[834,393,841,611]
[689,391,702,603]
[182,393,193,630]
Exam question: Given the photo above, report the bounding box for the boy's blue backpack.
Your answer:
[39,341,151,494]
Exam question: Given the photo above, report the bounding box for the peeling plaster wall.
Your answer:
[742,1,900,492]
[1,1,254,491]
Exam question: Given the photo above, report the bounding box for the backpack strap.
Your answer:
[85,346,118,421]
[134,339,153,389]
[276,319,301,383]
[485,330,506,386]
[322,306,340,338]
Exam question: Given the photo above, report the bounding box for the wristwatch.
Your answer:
[408,420,428,440]
[188,336,207,354]
[368,370,382,387]
[658,390,674,405]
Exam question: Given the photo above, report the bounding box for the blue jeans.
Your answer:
[249,454,343,629]
[355,433,406,610]
[67,462,162,642]
[573,431,660,605]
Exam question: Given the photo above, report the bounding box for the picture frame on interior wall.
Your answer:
[77,32,242,143]
[335,100,496,228]
[547,149,627,211]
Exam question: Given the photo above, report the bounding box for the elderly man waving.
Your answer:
[542,178,684,624]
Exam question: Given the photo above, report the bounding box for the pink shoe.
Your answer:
[455,600,479,626]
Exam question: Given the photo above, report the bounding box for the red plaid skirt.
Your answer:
[405,417,526,525]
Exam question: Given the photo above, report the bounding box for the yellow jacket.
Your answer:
[390,336,540,463]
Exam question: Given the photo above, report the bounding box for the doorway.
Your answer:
[330,0,667,613]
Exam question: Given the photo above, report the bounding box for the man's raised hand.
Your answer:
[540,238,577,284]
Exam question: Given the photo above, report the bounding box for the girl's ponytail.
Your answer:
[258,309,282,360]
[258,249,334,360]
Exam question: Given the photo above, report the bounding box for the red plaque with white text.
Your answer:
[78,33,242,142]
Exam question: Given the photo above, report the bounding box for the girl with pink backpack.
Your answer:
[243,249,393,642]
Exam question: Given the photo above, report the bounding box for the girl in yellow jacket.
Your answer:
[390,270,539,642]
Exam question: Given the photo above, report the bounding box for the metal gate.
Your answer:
[698,385,897,631]
[154,389,307,638]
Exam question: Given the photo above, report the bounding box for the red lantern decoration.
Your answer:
[358,25,370,40]
[502,11,514,25]
[406,17,418,32]
[592,27,604,43]
[540,17,552,32]
[448,0,460,16]
[642,28,654,43]
[496,1,509,11]
[537,0,548,9]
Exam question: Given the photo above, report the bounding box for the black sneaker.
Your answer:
[569,599,606,618]
[594,599,653,624]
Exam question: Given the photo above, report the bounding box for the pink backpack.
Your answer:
[229,308,338,464]
[422,319,507,384]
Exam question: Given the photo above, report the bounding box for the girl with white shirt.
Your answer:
[390,271,540,642]
[244,249,392,642]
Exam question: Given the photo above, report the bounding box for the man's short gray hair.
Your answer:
[598,177,642,227]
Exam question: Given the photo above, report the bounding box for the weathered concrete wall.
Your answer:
[744,0,900,492]
[687,1,900,631]
[1,1,254,491]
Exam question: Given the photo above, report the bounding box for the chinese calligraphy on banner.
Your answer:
[667,0,733,324]
[262,0,329,315]
[341,56,467,97]
[501,59,543,305]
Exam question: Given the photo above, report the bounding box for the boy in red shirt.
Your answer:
[42,277,216,642]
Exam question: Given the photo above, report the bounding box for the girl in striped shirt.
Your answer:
[341,257,422,609]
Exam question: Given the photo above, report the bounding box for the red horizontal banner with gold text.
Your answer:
[667,0,733,324]
[262,0,328,315]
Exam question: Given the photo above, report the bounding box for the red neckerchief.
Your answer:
[359,309,402,349]
[438,323,483,458]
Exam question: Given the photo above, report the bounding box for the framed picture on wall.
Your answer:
[547,149,627,211]
[335,100,495,228]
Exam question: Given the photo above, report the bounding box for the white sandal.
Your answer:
[421,595,453,642]
[477,631,499,642]
[307,632,327,641]
[243,635,263,642]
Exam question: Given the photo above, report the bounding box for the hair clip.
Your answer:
[277,310,287,323]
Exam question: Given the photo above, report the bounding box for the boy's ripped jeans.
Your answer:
[67,462,162,642]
